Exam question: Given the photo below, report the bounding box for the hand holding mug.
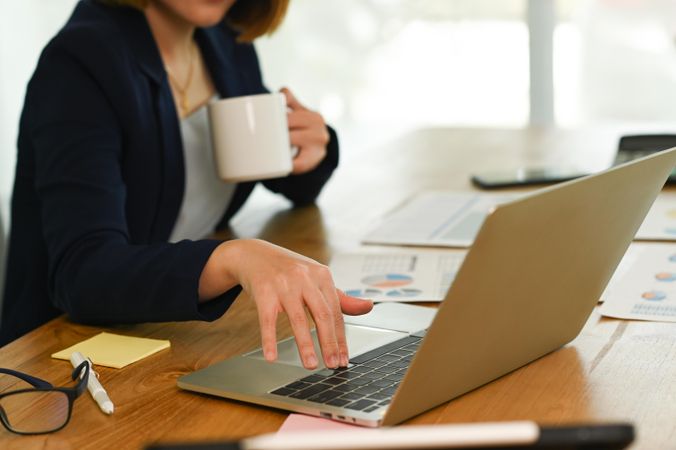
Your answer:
[281,87,330,175]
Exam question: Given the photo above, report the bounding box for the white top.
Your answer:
[169,102,236,242]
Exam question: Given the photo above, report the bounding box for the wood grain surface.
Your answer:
[1,127,673,450]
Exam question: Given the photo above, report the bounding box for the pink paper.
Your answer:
[277,413,366,433]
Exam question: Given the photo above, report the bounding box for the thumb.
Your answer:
[337,289,374,316]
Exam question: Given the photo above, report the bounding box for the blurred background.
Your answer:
[3,0,676,221]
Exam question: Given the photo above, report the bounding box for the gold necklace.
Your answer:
[165,42,196,116]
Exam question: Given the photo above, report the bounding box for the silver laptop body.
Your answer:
[178,148,676,427]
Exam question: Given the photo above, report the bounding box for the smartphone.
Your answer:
[471,167,590,189]
[615,134,676,184]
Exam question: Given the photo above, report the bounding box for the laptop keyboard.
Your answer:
[269,335,422,413]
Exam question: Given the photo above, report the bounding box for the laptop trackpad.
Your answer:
[246,325,407,368]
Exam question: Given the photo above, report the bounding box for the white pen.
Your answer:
[70,351,114,415]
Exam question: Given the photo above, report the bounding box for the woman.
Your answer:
[0,0,372,370]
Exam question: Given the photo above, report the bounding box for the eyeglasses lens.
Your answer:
[0,390,69,434]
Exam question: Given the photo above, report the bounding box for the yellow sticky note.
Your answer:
[51,332,170,369]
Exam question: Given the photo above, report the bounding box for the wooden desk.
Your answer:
[2,127,675,450]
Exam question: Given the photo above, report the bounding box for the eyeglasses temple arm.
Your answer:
[0,368,53,389]
[70,361,90,395]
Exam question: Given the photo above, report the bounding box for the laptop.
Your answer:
[178,147,676,427]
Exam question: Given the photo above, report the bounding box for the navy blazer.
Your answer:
[0,0,339,346]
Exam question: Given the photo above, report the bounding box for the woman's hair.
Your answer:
[100,0,290,42]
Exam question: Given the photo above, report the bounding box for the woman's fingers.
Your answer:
[287,109,326,130]
[255,300,280,362]
[302,283,341,369]
[291,145,325,174]
[280,294,320,369]
[281,88,329,175]
[289,128,328,148]
[230,240,372,369]
[319,283,349,367]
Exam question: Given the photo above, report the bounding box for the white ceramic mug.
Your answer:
[208,92,293,182]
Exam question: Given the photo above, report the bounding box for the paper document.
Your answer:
[277,414,361,433]
[330,251,465,302]
[635,192,676,241]
[52,332,170,368]
[600,244,642,303]
[362,191,516,247]
[600,243,676,322]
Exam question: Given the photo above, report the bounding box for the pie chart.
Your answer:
[385,288,423,298]
[361,274,413,288]
[344,288,382,297]
[642,291,667,301]
[655,272,676,282]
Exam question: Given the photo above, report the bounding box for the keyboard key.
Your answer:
[349,336,421,364]
[326,398,351,407]
[346,399,377,411]
[335,371,369,381]
[308,389,344,404]
[323,377,346,385]
[344,377,371,386]
[300,375,325,383]
[341,392,363,401]
[369,379,393,388]
[363,405,381,413]
[378,399,391,406]
[361,360,389,369]
[389,360,410,368]
[290,383,332,400]
[352,385,380,395]
[359,372,383,380]
[333,383,355,392]
[285,381,312,390]
[270,387,295,396]
[367,392,391,400]
[380,387,397,396]
[348,365,372,374]
[372,354,399,362]
[384,374,403,382]
[371,365,399,375]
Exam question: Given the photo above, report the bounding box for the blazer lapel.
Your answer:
[195,26,242,98]
[114,6,185,242]
[118,9,252,239]
[197,25,259,232]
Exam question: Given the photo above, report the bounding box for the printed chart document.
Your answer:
[600,244,642,303]
[600,243,676,322]
[635,192,676,241]
[362,191,516,248]
[330,251,465,302]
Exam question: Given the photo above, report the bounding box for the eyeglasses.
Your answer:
[0,362,89,435]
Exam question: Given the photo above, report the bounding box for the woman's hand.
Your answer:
[281,87,330,175]
[198,239,373,370]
